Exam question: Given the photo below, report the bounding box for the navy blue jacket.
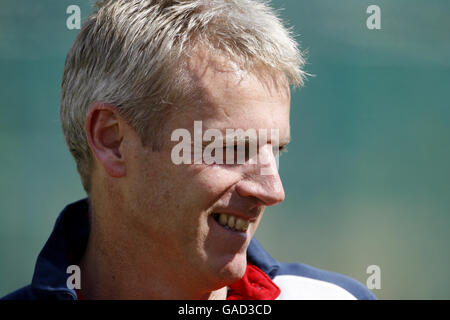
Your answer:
[2,199,376,300]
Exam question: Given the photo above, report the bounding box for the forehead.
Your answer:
[165,48,291,143]
[185,47,290,103]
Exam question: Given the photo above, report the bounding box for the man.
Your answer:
[3,0,375,300]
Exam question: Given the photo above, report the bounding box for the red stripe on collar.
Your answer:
[227,263,280,300]
[76,288,83,300]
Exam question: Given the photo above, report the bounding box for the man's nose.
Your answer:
[235,144,285,206]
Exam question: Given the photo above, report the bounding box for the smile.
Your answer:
[212,213,250,233]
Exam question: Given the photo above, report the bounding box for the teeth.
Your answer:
[215,213,249,232]
[219,214,228,226]
[235,218,245,231]
[227,216,235,228]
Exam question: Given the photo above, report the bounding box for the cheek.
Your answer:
[187,165,242,203]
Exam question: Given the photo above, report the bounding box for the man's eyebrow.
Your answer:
[199,134,256,147]
[195,133,291,147]
[190,135,227,147]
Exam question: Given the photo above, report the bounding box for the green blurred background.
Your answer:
[1,0,449,299]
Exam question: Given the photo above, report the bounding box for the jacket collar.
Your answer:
[31,199,89,299]
[247,237,280,279]
[30,199,280,298]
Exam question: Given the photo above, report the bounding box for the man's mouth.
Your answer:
[212,213,250,233]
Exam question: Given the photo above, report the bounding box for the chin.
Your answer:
[215,251,248,285]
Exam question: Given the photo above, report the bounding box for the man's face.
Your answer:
[122,52,290,292]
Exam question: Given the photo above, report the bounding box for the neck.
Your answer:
[78,199,228,300]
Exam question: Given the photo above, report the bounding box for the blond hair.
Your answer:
[60,0,306,193]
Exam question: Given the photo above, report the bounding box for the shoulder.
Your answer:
[247,239,376,300]
[1,285,37,300]
[273,262,377,300]
[1,285,75,300]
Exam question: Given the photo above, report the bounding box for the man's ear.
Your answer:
[85,103,126,178]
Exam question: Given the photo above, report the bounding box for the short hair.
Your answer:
[60,0,307,193]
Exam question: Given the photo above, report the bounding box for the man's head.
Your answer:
[61,0,306,297]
